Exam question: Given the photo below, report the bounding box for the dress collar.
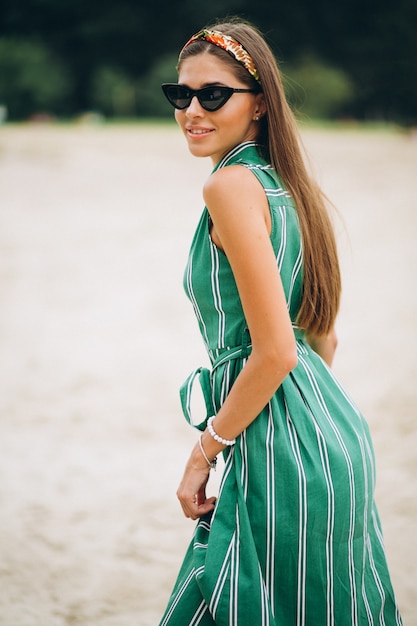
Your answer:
[213,141,263,172]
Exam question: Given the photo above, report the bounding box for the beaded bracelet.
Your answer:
[199,436,217,470]
[207,416,236,446]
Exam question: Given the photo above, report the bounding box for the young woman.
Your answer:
[159,18,402,626]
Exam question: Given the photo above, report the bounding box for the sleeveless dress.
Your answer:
[159,142,402,626]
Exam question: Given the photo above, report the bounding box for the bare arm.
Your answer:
[306,327,338,367]
[177,165,298,519]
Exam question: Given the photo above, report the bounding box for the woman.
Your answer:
[159,18,402,626]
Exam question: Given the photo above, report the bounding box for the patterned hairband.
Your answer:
[181,29,260,83]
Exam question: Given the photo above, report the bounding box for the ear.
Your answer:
[253,92,266,119]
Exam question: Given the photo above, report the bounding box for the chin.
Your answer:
[187,143,214,159]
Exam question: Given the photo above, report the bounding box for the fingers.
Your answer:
[178,493,217,520]
[176,456,217,519]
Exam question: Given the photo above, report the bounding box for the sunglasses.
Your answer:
[161,83,259,112]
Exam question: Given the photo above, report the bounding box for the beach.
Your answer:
[0,123,416,625]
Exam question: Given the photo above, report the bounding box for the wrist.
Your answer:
[198,436,217,470]
[207,416,236,447]
[190,440,215,471]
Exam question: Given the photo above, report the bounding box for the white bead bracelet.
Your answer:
[207,416,236,446]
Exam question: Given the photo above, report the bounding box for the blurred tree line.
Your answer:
[0,0,416,124]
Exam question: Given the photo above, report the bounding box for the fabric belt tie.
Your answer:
[179,326,305,432]
[179,343,252,432]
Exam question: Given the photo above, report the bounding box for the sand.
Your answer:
[0,123,415,625]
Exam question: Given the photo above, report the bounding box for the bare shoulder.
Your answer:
[202,164,272,252]
[204,165,265,206]
[203,164,268,221]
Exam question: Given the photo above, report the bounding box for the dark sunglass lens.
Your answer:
[200,87,231,111]
[164,85,191,109]
[162,84,237,111]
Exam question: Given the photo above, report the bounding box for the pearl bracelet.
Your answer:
[199,436,217,470]
[207,416,236,446]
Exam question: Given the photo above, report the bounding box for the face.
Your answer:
[175,53,265,165]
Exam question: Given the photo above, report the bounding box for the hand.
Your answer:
[176,451,217,520]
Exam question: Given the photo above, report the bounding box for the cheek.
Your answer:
[223,105,254,129]
[174,110,184,127]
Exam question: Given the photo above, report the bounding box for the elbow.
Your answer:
[281,335,298,373]
[259,342,298,380]
[283,345,298,374]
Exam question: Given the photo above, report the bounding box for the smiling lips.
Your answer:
[186,127,214,137]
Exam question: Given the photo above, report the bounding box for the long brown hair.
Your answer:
[178,18,341,336]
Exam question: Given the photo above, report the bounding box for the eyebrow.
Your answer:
[178,81,229,88]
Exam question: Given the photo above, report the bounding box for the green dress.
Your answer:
[159,142,402,626]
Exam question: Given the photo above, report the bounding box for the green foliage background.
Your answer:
[0,0,415,123]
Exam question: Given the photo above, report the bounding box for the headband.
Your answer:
[181,29,260,83]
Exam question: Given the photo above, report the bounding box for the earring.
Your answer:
[254,115,260,121]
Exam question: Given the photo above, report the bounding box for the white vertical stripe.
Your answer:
[258,563,270,626]
[366,529,387,626]
[286,402,307,626]
[210,447,234,527]
[208,458,237,618]
[186,255,210,349]
[209,241,226,349]
[364,436,376,498]
[314,424,335,626]
[189,600,210,625]
[210,539,233,617]
[265,402,276,616]
[357,433,374,626]
[276,206,287,271]
[240,428,249,501]
[298,353,359,624]
[229,506,240,626]
[287,245,303,310]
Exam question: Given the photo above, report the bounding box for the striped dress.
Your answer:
[159,142,402,626]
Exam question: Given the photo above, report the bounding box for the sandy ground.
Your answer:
[0,123,416,625]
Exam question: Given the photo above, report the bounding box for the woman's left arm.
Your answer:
[306,328,338,367]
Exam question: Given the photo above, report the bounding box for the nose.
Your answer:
[186,95,204,117]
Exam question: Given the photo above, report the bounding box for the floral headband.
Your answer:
[181,29,260,84]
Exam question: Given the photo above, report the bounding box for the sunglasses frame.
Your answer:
[161,83,259,112]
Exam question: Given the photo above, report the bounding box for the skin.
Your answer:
[306,329,338,367]
[174,52,337,520]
